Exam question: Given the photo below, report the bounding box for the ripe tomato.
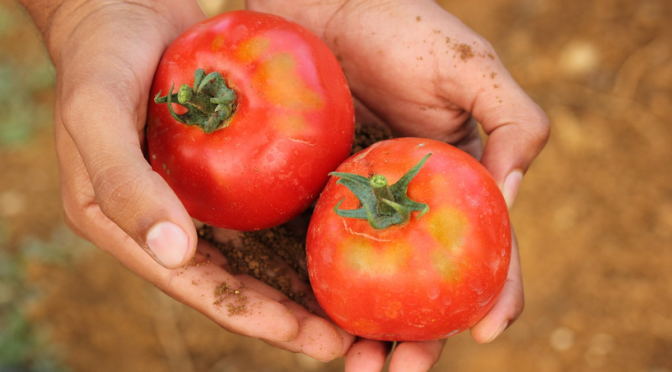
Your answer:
[147,10,354,231]
[306,138,511,341]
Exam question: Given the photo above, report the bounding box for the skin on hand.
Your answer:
[18,0,354,362]
[247,0,549,371]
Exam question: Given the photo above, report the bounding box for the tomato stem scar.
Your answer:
[154,68,237,133]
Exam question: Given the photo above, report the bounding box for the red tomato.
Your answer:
[307,138,511,341]
[147,10,354,231]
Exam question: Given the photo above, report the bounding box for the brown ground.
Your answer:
[1,0,672,371]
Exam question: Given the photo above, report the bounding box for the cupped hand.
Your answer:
[20,0,352,361]
[248,0,550,370]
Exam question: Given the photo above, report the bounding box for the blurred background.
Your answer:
[1,0,671,371]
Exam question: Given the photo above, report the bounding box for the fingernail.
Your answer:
[146,222,189,268]
[502,171,523,209]
[488,321,508,343]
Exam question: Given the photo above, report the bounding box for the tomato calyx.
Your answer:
[331,153,432,229]
[154,68,237,133]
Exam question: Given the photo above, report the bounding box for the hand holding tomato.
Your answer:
[18,0,353,362]
[249,0,549,370]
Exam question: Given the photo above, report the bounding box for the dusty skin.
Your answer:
[2,0,672,371]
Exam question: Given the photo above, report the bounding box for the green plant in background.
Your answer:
[0,4,16,37]
[0,3,80,371]
[0,223,92,372]
[0,2,56,148]
[0,61,55,147]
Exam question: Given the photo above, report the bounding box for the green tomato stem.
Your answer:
[154,68,237,133]
[370,175,398,215]
[331,153,432,229]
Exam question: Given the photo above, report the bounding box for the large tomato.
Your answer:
[306,138,511,341]
[147,10,354,231]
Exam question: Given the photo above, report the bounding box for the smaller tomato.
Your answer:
[307,138,511,341]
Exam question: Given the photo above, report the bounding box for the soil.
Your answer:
[2,0,672,371]
[201,224,308,305]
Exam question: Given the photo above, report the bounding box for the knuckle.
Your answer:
[479,37,497,57]
[514,297,525,319]
[510,284,526,321]
[57,68,140,135]
[516,105,551,152]
[91,164,147,222]
[61,201,89,240]
[58,83,99,133]
[60,180,96,239]
[529,109,551,148]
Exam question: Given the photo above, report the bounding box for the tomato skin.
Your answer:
[147,11,354,231]
[307,138,511,341]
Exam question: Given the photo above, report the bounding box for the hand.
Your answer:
[18,0,352,361]
[248,0,550,370]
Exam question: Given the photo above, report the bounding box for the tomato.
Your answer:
[306,138,511,341]
[147,10,354,231]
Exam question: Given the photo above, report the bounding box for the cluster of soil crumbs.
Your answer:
[212,282,249,316]
[199,122,392,310]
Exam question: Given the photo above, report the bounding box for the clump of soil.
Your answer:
[351,122,393,154]
[456,43,475,60]
[213,282,249,316]
[199,224,308,304]
[200,122,393,304]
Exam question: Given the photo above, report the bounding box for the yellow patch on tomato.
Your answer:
[254,53,323,110]
[271,114,306,136]
[431,250,461,281]
[211,35,225,52]
[342,236,411,276]
[384,300,404,320]
[427,207,468,253]
[351,317,381,335]
[426,208,469,280]
[235,37,270,62]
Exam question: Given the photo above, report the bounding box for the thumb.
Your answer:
[57,76,197,269]
[471,68,550,207]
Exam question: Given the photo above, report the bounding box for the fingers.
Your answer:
[451,116,484,160]
[265,300,355,361]
[388,340,446,372]
[226,242,354,361]
[57,138,351,358]
[196,233,356,361]
[53,28,199,267]
[243,272,355,361]
[57,117,352,359]
[165,241,301,342]
[56,89,196,268]
[59,164,303,344]
[344,339,392,372]
[49,2,208,269]
[470,229,524,343]
[344,338,445,372]
[463,51,550,204]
